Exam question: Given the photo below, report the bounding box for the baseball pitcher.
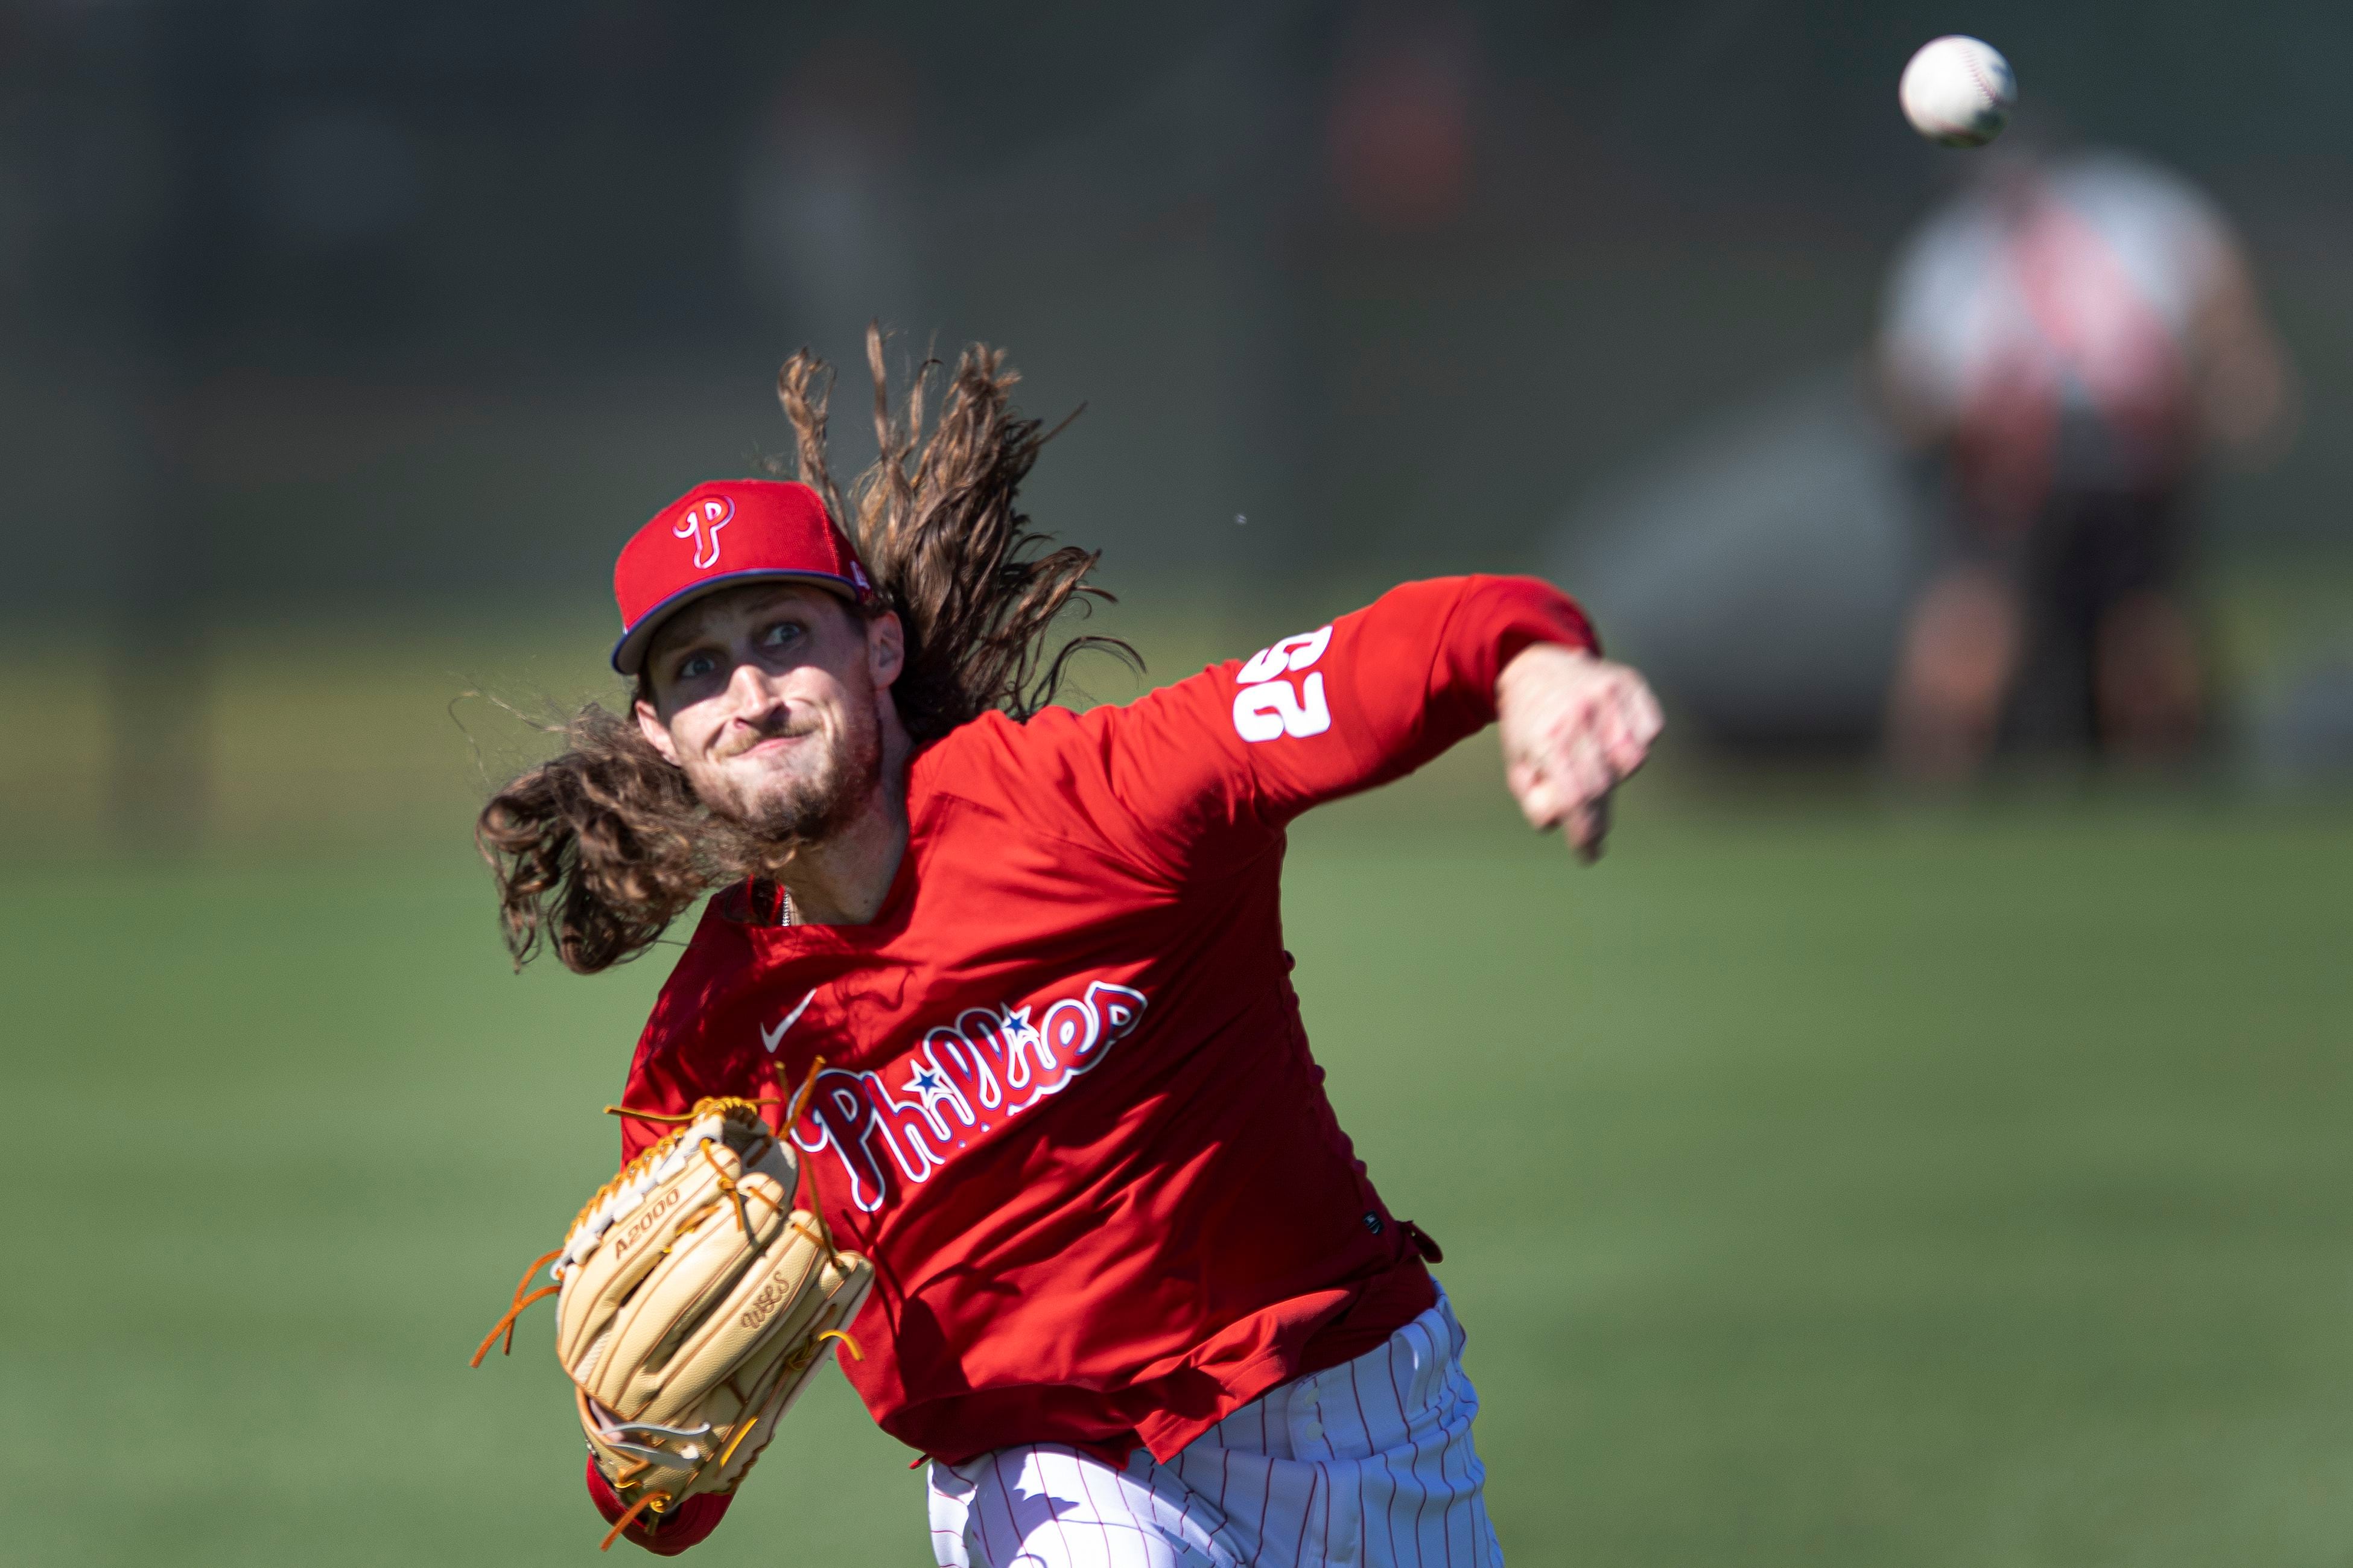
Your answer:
[475,336,1661,1562]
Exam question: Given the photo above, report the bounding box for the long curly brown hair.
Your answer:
[476,328,1135,974]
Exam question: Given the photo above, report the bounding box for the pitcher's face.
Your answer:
[634,582,902,840]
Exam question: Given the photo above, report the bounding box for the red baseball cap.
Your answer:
[611,479,872,675]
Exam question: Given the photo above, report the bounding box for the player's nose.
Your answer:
[723,658,789,726]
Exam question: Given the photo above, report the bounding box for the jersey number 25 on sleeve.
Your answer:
[1232,626,1333,743]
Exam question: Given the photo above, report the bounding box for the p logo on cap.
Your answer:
[611,480,871,676]
[672,496,732,569]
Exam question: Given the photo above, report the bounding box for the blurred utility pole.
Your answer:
[106,0,243,849]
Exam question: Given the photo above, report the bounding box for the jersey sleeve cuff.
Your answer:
[1461,574,1601,701]
[585,1457,732,1555]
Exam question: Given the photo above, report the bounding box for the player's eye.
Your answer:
[760,619,804,649]
[675,651,719,682]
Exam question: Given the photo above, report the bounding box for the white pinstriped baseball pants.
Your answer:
[927,1291,1500,1568]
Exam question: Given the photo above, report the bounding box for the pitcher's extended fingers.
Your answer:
[1567,787,1614,863]
[1516,713,1600,828]
[1510,755,1563,830]
[1590,699,1635,778]
[1564,724,1618,810]
[1598,680,1663,778]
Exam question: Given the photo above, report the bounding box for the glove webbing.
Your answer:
[603,1054,842,1260]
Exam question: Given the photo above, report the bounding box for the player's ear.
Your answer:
[634,697,682,766]
[866,608,905,690]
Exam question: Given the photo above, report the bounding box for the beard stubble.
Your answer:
[688,693,884,871]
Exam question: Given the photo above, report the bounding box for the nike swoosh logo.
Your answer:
[760,989,818,1055]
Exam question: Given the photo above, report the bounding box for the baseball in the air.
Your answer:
[1899,36,2016,148]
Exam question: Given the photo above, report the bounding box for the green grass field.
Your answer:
[4,764,2350,1564]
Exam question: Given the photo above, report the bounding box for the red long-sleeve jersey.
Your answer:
[591,576,1594,1551]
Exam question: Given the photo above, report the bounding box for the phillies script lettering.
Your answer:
[789,979,1149,1213]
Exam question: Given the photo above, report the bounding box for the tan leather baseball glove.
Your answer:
[472,1087,874,1550]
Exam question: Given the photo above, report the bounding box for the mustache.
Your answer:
[715,713,822,761]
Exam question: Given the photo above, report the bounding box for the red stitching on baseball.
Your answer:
[1962,49,1999,108]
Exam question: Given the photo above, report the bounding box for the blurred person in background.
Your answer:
[1878,138,2294,783]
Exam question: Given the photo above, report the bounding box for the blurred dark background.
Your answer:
[5,0,2349,846]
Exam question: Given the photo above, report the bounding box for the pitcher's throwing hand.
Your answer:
[1497,643,1663,862]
